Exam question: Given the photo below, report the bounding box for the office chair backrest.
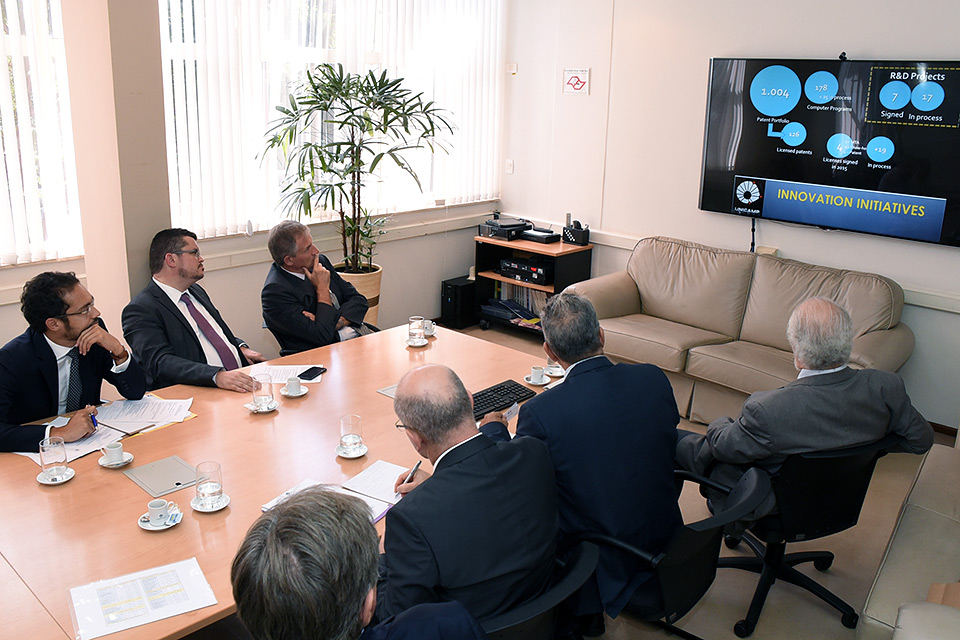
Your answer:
[772,435,901,541]
[481,541,599,640]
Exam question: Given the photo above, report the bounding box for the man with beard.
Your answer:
[122,228,265,391]
[0,272,146,452]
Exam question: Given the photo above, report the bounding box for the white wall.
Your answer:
[500,0,960,426]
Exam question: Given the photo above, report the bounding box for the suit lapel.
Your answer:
[30,329,59,406]
[275,264,317,309]
[149,281,195,336]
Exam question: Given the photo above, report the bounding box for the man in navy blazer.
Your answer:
[379,364,559,624]
[122,229,265,392]
[0,272,146,452]
[232,486,487,640]
[480,293,682,628]
[261,220,371,354]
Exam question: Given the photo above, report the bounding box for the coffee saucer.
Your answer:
[336,443,368,459]
[244,400,279,413]
[191,494,231,513]
[280,385,308,398]
[523,375,550,387]
[544,365,565,378]
[406,338,428,348]
[37,467,75,485]
[138,507,182,531]
[98,452,134,469]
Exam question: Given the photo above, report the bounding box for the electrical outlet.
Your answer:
[505,159,514,174]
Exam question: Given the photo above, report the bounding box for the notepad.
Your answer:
[123,456,197,497]
[261,478,393,522]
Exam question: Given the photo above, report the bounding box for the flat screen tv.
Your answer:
[700,58,960,247]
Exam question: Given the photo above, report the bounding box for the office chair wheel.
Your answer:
[479,319,490,330]
[813,556,833,571]
[842,612,859,628]
[734,619,755,638]
[724,534,741,549]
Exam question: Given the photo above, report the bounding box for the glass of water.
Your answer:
[340,414,363,455]
[40,436,69,482]
[195,461,223,509]
[252,374,273,410]
[408,316,425,343]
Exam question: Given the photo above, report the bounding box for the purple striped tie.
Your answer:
[180,293,240,370]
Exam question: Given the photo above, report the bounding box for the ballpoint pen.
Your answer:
[397,460,422,497]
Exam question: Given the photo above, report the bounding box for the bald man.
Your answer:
[377,364,559,623]
[676,297,933,514]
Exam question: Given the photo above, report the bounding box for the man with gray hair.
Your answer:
[261,220,371,354]
[479,292,682,634]
[379,364,559,623]
[676,297,933,507]
[231,486,487,640]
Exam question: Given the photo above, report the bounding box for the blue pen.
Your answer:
[91,414,98,428]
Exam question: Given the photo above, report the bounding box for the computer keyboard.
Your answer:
[472,379,536,421]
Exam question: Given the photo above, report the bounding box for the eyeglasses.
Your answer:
[170,249,201,258]
[395,419,409,431]
[59,299,96,318]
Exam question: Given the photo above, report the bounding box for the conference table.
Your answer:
[0,326,545,639]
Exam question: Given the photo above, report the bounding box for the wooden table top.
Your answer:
[0,326,543,639]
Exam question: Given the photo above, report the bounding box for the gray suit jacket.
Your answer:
[676,367,933,512]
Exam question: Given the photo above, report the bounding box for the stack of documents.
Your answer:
[95,396,194,434]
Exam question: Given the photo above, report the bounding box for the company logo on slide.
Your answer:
[736,180,762,204]
[732,177,766,216]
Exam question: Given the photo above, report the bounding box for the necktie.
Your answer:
[66,347,82,412]
[180,292,240,370]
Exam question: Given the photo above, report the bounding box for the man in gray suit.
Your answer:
[676,297,933,513]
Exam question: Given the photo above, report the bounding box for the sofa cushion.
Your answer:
[600,314,731,373]
[740,255,905,351]
[892,602,960,640]
[627,237,755,338]
[686,340,797,395]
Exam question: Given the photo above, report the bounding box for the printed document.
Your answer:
[249,364,324,384]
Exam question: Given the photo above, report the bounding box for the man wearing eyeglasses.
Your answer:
[0,272,147,452]
[122,228,265,392]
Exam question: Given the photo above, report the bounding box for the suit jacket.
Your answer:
[261,256,368,354]
[481,356,682,617]
[378,434,558,623]
[366,601,487,640]
[0,324,147,452]
[122,282,249,390]
[675,367,934,512]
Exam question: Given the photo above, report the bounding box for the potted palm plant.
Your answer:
[265,63,453,323]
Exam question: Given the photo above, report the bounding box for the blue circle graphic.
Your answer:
[780,122,807,147]
[879,81,910,110]
[804,71,838,104]
[866,136,895,163]
[912,81,944,111]
[827,133,854,159]
[750,65,802,117]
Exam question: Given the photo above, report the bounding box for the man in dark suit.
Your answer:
[232,486,487,640]
[676,297,934,514]
[0,272,146,452]
[122,228,265,392]
[479,293,682,631]
[379,364,559,623]
[261,220,371,354]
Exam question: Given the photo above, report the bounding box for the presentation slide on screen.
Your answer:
[700,59,960,246]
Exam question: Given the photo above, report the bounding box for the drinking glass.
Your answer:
[40,437,69,482]
[545,355,564,377]
[340,414,364,454]
[253,374,273,410]
[195,461,223,509]
[408,316,425,343]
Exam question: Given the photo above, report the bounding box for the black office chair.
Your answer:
[561,468,772,640]
[481,541,600,640]
[718,434,903,638]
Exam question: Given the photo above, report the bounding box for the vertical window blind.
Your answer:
[0,0,82,265]
[159,0,503,239]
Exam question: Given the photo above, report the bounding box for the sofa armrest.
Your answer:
[892,602,960,640]
[564,271,641,319]
[849,324,915,372]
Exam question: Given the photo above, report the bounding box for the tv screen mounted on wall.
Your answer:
[700,58,960,247]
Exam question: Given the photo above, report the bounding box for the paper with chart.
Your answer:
[249,364,325,384]
[69,557,216,639]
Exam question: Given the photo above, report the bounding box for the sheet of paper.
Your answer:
[16,422,124,466]
[249,364,324,384]
[261,479,392,522]
[70,557,216,640]
[376,384,398,398]
[95,397,193,424]
[341,460,409,506]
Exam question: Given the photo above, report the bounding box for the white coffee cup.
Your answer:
[530,365,546,384]
[101,441,124,465]
[423,319,436,336]
[286,376,302,395]
[148,499,176,526]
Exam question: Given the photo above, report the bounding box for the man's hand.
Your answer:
[76,322,127,363]
[214,370,258,392]
[302,310,316,322]
[394,467,431,495]
[53,406,97,442]
[479,411,506,427]
[240,346,266,363]
[336,316,350,330]
[303,254,332,304]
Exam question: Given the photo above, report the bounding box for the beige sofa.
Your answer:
[859,443,960,640]
[567,236,914,424]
